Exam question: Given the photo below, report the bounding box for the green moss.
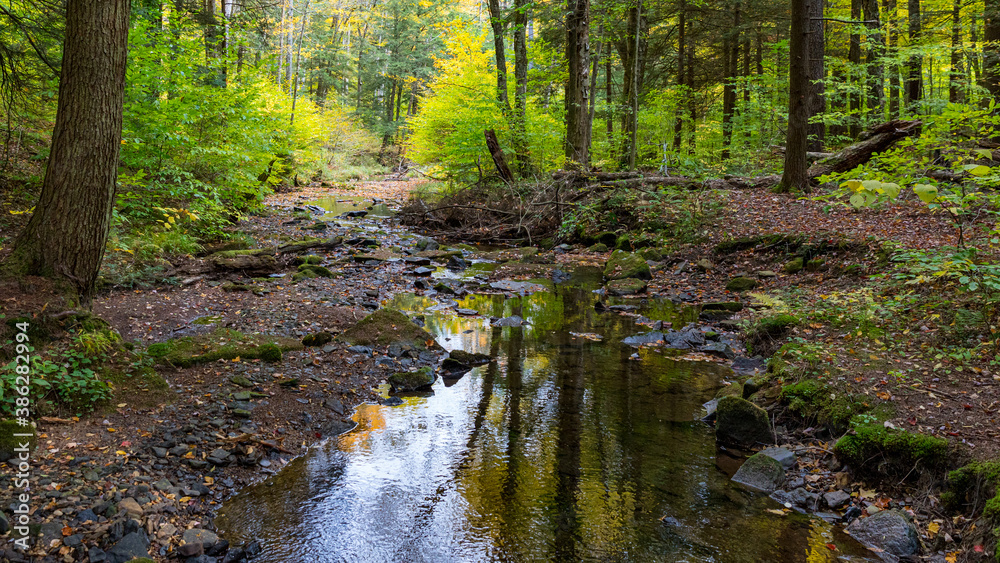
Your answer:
[783,257,804,274]
[833,425,948,479]
[388,366,435,392]
[715,396,772,447]
[297,264,334,277]
[745,314,798,356]
[638,247,666,261]
[294,254,323,265]
[606,278,648,296]
[725,277,757,292]
[145,328,302,367]
[587,242,609,253]
[210,248,269,258]
[806,257,825,272]
[0,419,37,461]
[604,250,652,281]
[715,382,745,399]
[779,379,871,432]
[302,332,333,347]
[340,308,441,350]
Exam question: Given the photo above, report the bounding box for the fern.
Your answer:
[748,291,791,314]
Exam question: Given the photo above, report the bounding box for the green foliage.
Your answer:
[0,339,116,418]
[408,27,562,181]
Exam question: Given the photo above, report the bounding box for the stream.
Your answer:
[215,256,879,562]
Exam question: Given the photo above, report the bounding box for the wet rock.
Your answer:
[551,269,572,284]
[456,308,479,316]
[388,366,435,392]
[414,237,439,251]
[381,396,405,406]
[153,478,173,491]
[606,278,647,296]
[701,342,735,359]
[411,267,435,276]
[404,256,432,266]
[443,350,491,370]
[207,448,232,466]
[759,446,796,469]
[107,531,150,563]
[75,508,98,523]
[447,255,468,270]
[731,452,785,493]
[183,528,220,550]
[604,250,652,281]
[178,542,204,557]
[343,210,368,218]
[622,332,664,346]
[823,490,852,510]
[715,396,772,447]
[347,345,373,355]
[731,356,766,375]
[846,509,920,558]
[490,280,547,294]
[492,315,526,327]
[324,398,345,415]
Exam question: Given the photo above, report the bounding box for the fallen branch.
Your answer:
[808,119,922,179]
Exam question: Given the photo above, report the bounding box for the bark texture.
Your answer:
[807,119,922,178]
[778,0,811,193]
[6,0,130,305]
[565,0,591,166]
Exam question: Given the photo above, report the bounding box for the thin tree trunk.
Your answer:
[289,0,310,125]
[971,14,981,86]
[951,0,965,103]
[906,0,922,109]
[487,0,512,112]
[864,0,884,115]
[673,0,685,152]
[849,0,862,138]
[886,0,899,117]
[807,0,825,150]
[778,0,811,193]
[5,0,130,305]
[513,0,530,173]
[588,34,601,156]
[721,3,739,159]
[984,0,1000,105]
[627,0,643,169]
[286,0,295,90]
[605,34,613,140]
[687,23,696,153]
[277,0,286,85]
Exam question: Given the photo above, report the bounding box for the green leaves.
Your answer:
[843,179,902,208]
[912,184,938,204]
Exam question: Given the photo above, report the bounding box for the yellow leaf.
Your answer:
[115,450,127,456]
[117,403,127,408]
[106,428,116,433]
[928,522,940,535]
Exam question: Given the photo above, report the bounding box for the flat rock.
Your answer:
[490,280,547,294]
[182,528,220,549]
[759,446,797,469]
[492,315,526,327]
[823,490,852,510]
[118,497,143,516]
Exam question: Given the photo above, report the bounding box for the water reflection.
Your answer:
[216,278,876,562]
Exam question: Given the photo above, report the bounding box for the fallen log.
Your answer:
[484,129,514,183]
[807,119,922,179]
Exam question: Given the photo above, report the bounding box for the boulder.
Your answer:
[388,367,436,392]
[725,276,758,292]
[340,308,441,350]
[846,509,920,558]
[783,257,804,274]
[604,250,652,281]
[443,350,491,371]
[182,528,220,550]
[715,396,772,447]
[731,453,785,493]
[492,315,527,327]
[302,331,333,347]
[759,446,797,469]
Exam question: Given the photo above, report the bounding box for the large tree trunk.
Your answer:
[906,0,922,109]
[721,3,740,159]
[5,0,130,306]
[618,0,645,169]
[673,0,685,152]
[487,0,512,113]
[777,0,811,193]
[565,0,591,167]
[807,0,825,150]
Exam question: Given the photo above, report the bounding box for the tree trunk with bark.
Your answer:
[565,0,591,167]
[906,0,922,109]
[777,0,811,193]
[485,129,515,183]
[722,3,740,159]
[513,0,531,173]
[673,0,685,153]
[885,0,900,118]
[864,0,884,115]
[950,0,965,103]
[807,119,922,177]
[4,0,130,306]
[807,0,825,150]
[984,0,1000,105]
[487,0,512,113]
[849,0,862,138]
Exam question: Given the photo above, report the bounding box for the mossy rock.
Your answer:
[145,328,302,368]
[587,243,609,253]
[294,254,323,265]
[702,302,743,312]
[779,379,870,432]
[302,332,333,347]
[715,382,745,399]
[833,425,948,479]
[443,350,492,371]
[0,420,37,462]
[594,231,619,247]
[454,244,476,251]
[946,460,1000,555]
[715,396,772,447]
[604,250,652,281]
[731,452,786,493]
[606,278,648,296]
[805,258,825,272]
[297,264,334,277]
[339,308,441,350]
[389,366,435,392]
[783,257,804,274]
[305,222,329,231]
[637,247,667,262]
[725,277,757,292]
[209,248,270,259]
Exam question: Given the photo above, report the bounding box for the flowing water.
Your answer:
[216,268,877,563]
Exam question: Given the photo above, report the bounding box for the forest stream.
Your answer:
[211,193,880,562]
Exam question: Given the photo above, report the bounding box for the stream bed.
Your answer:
[215,268,877,562]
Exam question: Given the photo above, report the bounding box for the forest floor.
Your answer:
[1,177,999,562]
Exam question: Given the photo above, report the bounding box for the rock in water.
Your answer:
[492,315,526,327]
[388,367,436,392]
[846,509,920,558]
[604,250,652,281]
[715,396,772,447]
[731,453,786,493]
